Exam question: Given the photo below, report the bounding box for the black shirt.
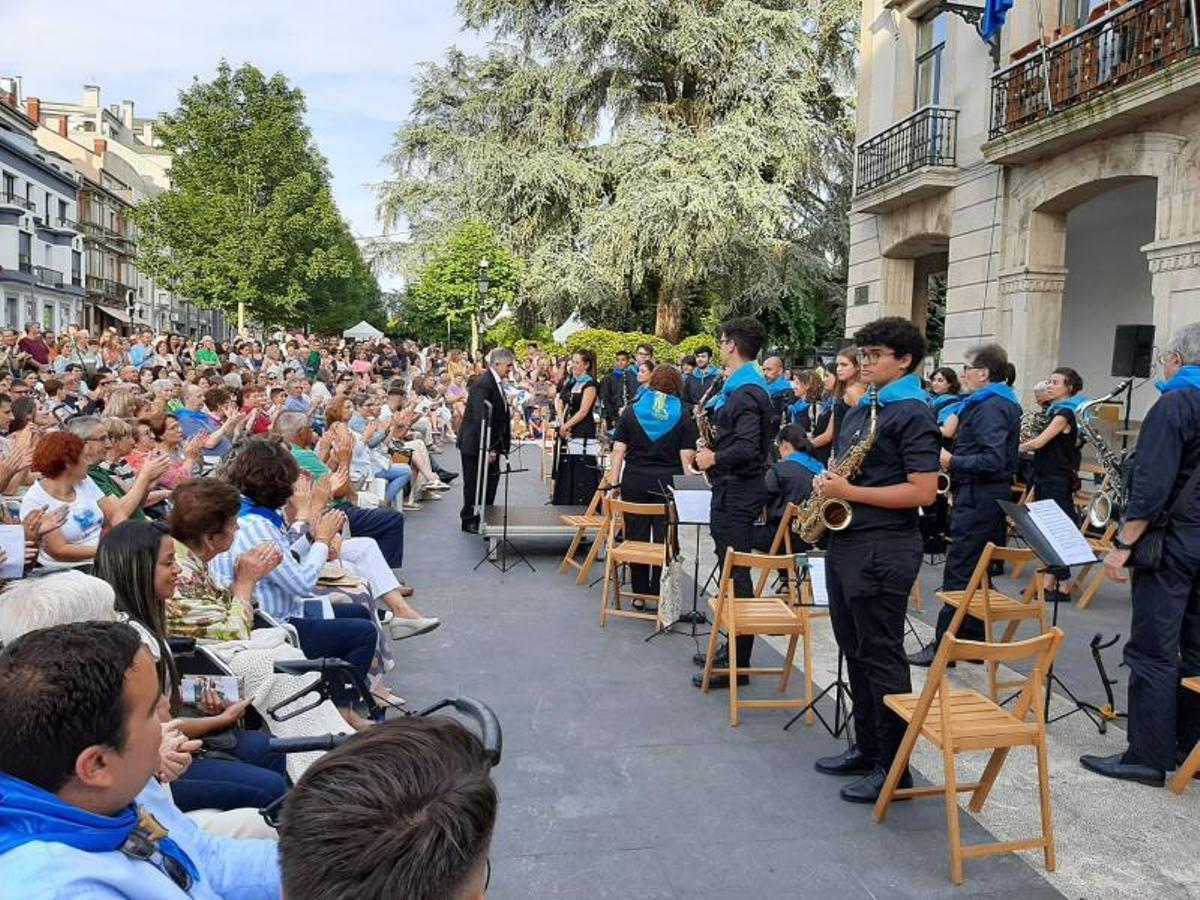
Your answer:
[832,396,940,532]
[1124,387,1200,527]
[949,393,1021,486]
[683,370,721,406]
[765,459,816,521]
[613,404,698,477]
[710,382,773,485]
[1033,409,1081,484]
[812,401,834,464]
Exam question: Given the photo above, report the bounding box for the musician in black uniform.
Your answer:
[811,317,939,803]
[692,319,774,690]
[600,350,638,428]
[763,355,796,432]
[764,423,822,535]
[1020,366,1085,602]
[552,350,600,505]
[909,343,1021,665]
[609,365,698,601]
[1082,322,1200,786]
[682,345,720,406]
[458,348,515,533]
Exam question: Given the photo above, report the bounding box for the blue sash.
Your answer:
[633,390,682,443]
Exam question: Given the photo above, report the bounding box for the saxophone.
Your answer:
[795,386,879,544]
[694,375,725,450]
[1077,379,1133,528]
[1020,407,1051,442]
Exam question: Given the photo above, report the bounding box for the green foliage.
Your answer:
[483,319,555,351]
[514,338,565,360]
[674,334,717,361]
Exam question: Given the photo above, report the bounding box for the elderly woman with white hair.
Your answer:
[1082,321,1200,787]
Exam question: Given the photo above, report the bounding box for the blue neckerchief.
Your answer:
[766,376,793,396]
[788,399,808,420]
[691,364,718,380]
[632,385,648,403]
[574,373,595,385]
[959,382,1020,412]
[707,362,767,411]
[820,396,834,414]
[1049,393,1088,414]
[784,450,825,476]
[862,373,926,406]
[936,400,963,425]
[632,390,682,443]
[610,368,626,379]
[625,365,639,377]
[1158,365,1200,394]
[0,773,199,882]
[239,496,285,530]
[929,392,960,411]
[172,407,207,422]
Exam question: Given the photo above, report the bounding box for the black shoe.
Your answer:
[692,672,749,689]
[840,766,913,804]
[1046,589,1073,604]
[437,470,459,484]
[815,745,874,777]
[907,644,954,668]
[693,648,728,668]
[1080,752,1165,787]
[461,519,480,534]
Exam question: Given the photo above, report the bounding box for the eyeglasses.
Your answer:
[857,349,896,364]
[961,363,986,373]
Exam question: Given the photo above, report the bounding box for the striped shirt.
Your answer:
[208,511,328,621]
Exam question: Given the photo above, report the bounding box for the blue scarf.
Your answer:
[766,376,794,396]
[239,496,285,530]
[0,774,199,883]
[784,450,825,476]
[574,373,595,385]
[631,384,648,403]
[862,373,927,407]
[610,368,627,379]
[707,362,768,411]
[788,399,809,421]
[691,364,719,380]
[1049,393,1089,414]
[959,382,1020,411]
[1158,364,1200,394]
[633,390,682,442]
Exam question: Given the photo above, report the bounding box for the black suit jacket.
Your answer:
[457,371,512,457]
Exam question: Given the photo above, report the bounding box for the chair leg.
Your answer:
[700,616,722,693]
[779,634,799,693]
[967,748,1011,813]
[1076,570,1104,610]
[728,618,740,727]
[803,624,815,726]
[559,528,584,574]
[1170,739,1200,794]
[600,559,613,627]
[874,723,921,823]
[1035,736,1057,872]
[575,525,605,585]
[942,746,964,885]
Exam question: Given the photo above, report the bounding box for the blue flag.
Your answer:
[983,0,1014,40]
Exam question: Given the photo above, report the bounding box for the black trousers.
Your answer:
[620,468,674,596]
[827,529,922,770]
[1124,529,1200,772]
[935,482,1012,642]
[460,452,500,522]
[710,479,768,666]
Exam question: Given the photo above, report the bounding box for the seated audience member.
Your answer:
[175,385,243,458]
[764,423,823,534]
[132,413,205,488]
[61,417,172,525]
[241,384,273,435]
[279,717,497,900]
[0,621,280,899]
[95,521,289,814]
[325,396,412,509]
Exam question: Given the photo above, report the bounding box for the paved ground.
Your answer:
[388,448,1199,900]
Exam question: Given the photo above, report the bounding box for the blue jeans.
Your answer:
[170,729,289,812]
[375,463,412,506]
[289,603,376,706]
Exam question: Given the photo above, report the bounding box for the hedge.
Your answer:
[486,324,718,372]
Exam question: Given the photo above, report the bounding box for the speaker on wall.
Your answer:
[1111,324,1155,378]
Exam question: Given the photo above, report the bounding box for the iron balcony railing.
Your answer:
[34,266,64,288]
[56,217,78,231]
[991,0,1200,138]
[855,106,958,195]
[85,274,120,298]
[0,191,36,211]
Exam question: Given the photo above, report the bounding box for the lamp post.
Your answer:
[472,257,490,357]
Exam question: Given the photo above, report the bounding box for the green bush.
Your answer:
[557,329,718,371]
[674,334,718,361]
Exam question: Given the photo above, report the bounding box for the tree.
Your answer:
[380,0,857,344]
[135,61,382,332]
[404,221,520,352]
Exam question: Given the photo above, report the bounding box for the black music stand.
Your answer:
[998,500,1108,732]
[645,483,711,643]
[474,457,535,574]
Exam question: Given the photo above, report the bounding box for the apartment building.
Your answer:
[0,87,86,334]
[848,0,1199,412]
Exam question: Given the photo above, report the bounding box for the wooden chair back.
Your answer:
[607,499,670,545]
[720,550,801,606]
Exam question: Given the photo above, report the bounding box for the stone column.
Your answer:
[1143,238,1200,342]
[997,265,1068,404]
[878,256,915,320]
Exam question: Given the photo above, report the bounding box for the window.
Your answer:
[4,296,16,329]
[18,233,31,273]
[58,199,68,223]
[2,172,13,199]
[1059,0,1108,30]
[72,251,82,286]
[44,191,51,221]
[42,304,54,332]
[916,12,948,107]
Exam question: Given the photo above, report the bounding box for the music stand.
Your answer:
[645,483,711,643]
[998,499,1108,732]
[474,456,535,574]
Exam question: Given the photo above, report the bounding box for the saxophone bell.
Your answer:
[1086,492,1114,529]
[937,471,951,495]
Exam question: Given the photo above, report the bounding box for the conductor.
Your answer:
[458,347,514,534]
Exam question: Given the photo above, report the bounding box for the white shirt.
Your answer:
[21,478,105,568]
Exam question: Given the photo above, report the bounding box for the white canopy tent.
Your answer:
[343,320,384,340]
[553,310,587,343]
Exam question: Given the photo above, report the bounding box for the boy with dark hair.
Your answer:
[0,622,279,898]
[280,717,497,900]
[600,350,638,428]
[764,423,822,531]
[809,316,940,803]
[682,344,720,406]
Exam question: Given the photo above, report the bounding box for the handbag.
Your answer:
[1127,463,1200,570]
[657,518,683,628]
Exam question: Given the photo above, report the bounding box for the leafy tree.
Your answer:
[380,0,857,344]
[134,61,382,332]
[403,221,520,352]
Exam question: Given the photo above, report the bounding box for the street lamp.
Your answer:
[472,258,490,356]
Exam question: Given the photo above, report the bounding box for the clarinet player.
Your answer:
[1082,322,1200,786]
[692,318,774,690]
[810,317,940,803]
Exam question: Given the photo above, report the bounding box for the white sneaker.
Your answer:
[403,500,422,511]
[389,617,441,640]
[427,480,452,491]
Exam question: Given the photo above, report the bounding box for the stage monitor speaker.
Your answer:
[1111,324,1155,378]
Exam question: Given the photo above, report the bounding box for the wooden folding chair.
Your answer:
[600,499,669,629]
[753,502,802,598]
[539,425,557,481]
[558,475,611,583]
[1170,677,1200,794]
[1068,520,1117,610]
[700,549,817,727]
[874,628,1065,885]
[940,543,1048,702]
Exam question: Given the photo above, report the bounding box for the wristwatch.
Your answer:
[1113,536,1134,551]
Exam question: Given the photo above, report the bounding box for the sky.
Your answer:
[2,0,488,288]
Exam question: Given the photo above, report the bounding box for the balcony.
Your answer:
[34,266,64,289]
[985,0,1200,163]
[85,274,120,299]
[79,220,136,254]
[0,191,36,212]
[852,107,958,214]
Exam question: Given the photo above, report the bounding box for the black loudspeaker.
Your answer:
[1111,324,1155,378]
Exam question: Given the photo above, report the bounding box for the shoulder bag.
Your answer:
[1128,463,1200,570]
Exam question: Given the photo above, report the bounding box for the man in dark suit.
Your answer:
[458,347,515,533]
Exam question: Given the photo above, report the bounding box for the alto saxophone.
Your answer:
[795,386,879,544]
[1020,407,1051,442]
[694,375,725,450]
[1077,379,1134,528]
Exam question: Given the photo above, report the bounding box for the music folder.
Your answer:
[998,500,1101,569]
[669,474,712,525]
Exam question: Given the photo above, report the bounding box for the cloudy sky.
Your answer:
[3,0,488,286]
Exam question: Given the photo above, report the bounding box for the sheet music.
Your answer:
[0,525,23,580]
[804,555,830,607]
[671,489,712,525]
[1026,500,1099,566]
[567,437,598,456]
